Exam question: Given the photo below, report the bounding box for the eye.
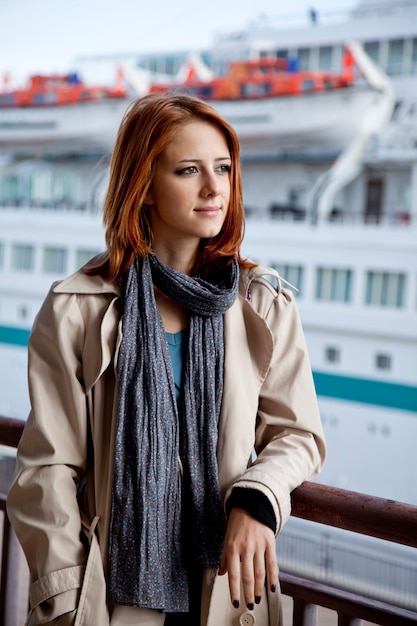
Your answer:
[215,163,231,174]
[176,165,199,175]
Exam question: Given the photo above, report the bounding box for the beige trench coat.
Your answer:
[7,263,326,626]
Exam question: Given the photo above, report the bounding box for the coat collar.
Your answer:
[53,268,120,296]
[52,260,282,300]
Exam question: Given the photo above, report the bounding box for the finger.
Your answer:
[265,539,279,592]
[241,551,255,609]
[221,531,243,608]
[227,551,242,608]
[253,549,266,603]
[219,551,227,576]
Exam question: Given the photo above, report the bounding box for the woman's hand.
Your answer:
[219,507,278,609]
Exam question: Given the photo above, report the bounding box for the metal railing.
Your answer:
[0,414,417,626]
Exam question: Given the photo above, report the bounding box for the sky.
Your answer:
[0,0,359,82]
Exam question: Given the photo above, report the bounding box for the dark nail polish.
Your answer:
[247,603,254,611]
[255,596,261,604]
[233,600,239,609]
[271,584,277,593]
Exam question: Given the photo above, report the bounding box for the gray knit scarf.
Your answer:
[108,254,239,613]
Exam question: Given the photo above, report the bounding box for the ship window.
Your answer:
[0,94,15,106]
[315,268,352,302]
[52,173,75,205]
[325,346,340,364]
[43,247,67,274]
[365,271,405,308]
[201,53,212,70]
[76,248,101,269]
[387,39,404,76]
[302,79,315,91]
[11,244,35,271]
[275,50,288,59]
[33,92,57,105]
[164,56,176,76]
[375,353,392,371]
[145,57,157,73]
[363,41,380,65]
[318,46,332,71]
[195,85,213,98]
[324,78,335,90]
[0,174,21,205]
[30,170,52,205]
[412,38,417,74]
[331,45,344,72]
[17,305,29,320]
[240,82,271,97]
[296,48,310,71]
[271,263,303,297]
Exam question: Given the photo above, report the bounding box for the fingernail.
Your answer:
[255,596,261,604]
[233,600,239,609]
[247,603,254,611]
[271,584,277,593]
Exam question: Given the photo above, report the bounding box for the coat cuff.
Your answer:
[224,476,291,535]
[28,565,83,624]
[225,487,277,533]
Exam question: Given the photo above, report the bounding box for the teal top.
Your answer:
[165,329,276,533]
[166,330,187,402]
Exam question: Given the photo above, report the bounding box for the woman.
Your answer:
[7,93,326,626]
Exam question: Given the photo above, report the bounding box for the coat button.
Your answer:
[239,612,256,625]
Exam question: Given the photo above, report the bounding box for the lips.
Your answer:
[194,206,220,212]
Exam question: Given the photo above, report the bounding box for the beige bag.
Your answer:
[204,572,282,626]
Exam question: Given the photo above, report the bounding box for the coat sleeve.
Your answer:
[230,281,326,534]
[7,287,89,624]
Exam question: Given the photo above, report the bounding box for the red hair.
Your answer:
[87,92,253,279]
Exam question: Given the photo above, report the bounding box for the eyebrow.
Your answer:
[176,156,232,164]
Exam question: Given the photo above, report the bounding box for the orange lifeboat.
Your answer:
[150,48,355,101]
[0,72,127,108]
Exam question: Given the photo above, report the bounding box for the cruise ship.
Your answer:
[0,0,416,618]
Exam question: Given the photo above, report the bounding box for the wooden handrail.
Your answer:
[0,415,25,448]
[1,414,416,549]
[291,481,417,549]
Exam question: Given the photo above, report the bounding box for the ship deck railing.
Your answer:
[0,414,416,626]
[1,199,417,227]
[246,207,417,227]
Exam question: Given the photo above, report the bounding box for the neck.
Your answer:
[152,241,199,276]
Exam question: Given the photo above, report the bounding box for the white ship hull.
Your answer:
[214,86,386,155]
[0,85,386,158]
[0,99,131,156]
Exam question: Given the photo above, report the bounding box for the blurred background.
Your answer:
[0,1,416,624]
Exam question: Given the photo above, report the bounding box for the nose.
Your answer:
[201,171,220,197]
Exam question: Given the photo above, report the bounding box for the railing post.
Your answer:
[293,600,317,626]
[0,498,11,626]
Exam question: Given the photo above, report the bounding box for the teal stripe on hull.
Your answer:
[1,324,416,412]
[0,325,30,347]
[313,371,417,413]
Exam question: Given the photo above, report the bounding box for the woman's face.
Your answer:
[146,120,231,253]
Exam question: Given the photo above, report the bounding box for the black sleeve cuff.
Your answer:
[226,487,277,534]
